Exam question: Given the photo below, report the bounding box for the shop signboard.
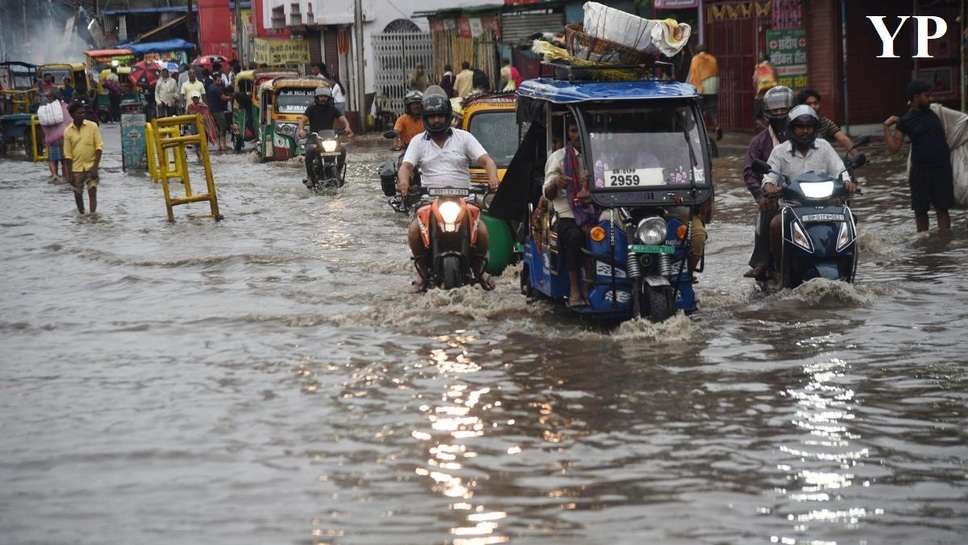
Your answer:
[767,28,808,89]
[253,38,311,65]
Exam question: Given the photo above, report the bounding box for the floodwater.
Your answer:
[1,126,966,545]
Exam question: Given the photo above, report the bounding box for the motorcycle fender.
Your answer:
[417,205,433,248]
[467,203,481,246]
[644,275,670,288]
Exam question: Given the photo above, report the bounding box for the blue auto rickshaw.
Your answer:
[501,67,714,321]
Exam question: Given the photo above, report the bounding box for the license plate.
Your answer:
[427,187,469,197]
[604,168,665,188]
[801,213,845,222]
[630,244,675,254]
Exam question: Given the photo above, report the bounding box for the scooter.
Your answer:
[379,130,421,213]
[751,151,867,289]
[414,186,489,290]
[303,129,347,191]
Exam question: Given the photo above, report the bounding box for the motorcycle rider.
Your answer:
[297,86,353,182]
[392,90,424,151]
[398,86,500,291]
[762,105,856,267]
[744,85,793,279]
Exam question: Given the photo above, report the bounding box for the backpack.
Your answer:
[38,101,64,126]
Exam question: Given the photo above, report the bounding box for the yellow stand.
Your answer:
[149,114,222,222]
[145,123,184,183]
[30,115,47,162]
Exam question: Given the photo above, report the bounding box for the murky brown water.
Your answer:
[1,126,966,545]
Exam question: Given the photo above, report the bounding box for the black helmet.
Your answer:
[421,93,452,136]
[787,104,819,147]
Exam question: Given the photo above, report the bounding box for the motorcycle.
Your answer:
[303,129,347,191]
[379,130,422,213]
[751,148,867,289]
[413,186,489,290]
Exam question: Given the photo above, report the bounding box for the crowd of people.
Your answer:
[407,58,521,99]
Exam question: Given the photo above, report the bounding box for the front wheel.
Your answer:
[441,256,463,290]
[645,285,674,322]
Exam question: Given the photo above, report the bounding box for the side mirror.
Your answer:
[751,159,771,175]
[851,153,867,168]
[383,130,397,139]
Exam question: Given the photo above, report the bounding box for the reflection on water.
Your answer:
[1,135,967,544]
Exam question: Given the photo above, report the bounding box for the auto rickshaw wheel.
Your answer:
[520,263,532,297]
[645,285,674,322]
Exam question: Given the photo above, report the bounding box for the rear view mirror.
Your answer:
[751,159,771,175]
[383,130,397,139]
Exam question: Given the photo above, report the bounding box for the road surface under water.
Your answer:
[1,126,966,545]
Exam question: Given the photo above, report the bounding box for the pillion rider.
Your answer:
[397,86,500,291]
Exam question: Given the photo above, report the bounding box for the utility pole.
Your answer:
[234,0,243,64]
[353,0,366,132]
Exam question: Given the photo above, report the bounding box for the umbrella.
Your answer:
[191,55,228,71]
[128,59,165,88]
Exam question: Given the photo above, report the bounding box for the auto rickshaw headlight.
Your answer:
[322,139,338,152]
[636,217,667,245]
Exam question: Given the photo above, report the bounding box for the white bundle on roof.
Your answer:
[582,2,691,58]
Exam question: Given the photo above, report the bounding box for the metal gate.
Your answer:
[372,31,433,114]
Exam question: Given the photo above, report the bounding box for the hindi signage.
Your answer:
[767,28,808,89]
[253,38,310,65]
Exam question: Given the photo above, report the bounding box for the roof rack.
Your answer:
[461,91,517,107]
[541,60,676,83]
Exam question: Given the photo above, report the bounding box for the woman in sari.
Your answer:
[186,92,219,152]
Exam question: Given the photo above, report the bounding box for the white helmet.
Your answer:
[315,86,333,98]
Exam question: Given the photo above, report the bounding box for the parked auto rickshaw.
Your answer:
[258,77,328,161]
[0,61,38,114]
[458,92,518,186]
[513,66,714,321]
[37,63,90,98]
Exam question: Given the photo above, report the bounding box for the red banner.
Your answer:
[458,17,472,39]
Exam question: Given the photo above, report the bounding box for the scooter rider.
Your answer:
[744,85,793,279]
[298,86,353,181]
[392,90,425,151]
[762,105,856,266]
[398,86,500,291]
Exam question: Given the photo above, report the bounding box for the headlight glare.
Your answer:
[801,181,834,199]
[636,217,667,245]
[322,139,338,152]
[439,201,461,224]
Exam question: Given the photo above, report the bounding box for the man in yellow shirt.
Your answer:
[687,44,721,140]
[63,102,104,214]
[454,61,474,99]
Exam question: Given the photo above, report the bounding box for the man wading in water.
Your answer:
[63,102,104,214]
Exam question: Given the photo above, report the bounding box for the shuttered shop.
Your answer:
[500,12,565,44]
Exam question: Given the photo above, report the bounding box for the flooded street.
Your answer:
[1,126,966,545]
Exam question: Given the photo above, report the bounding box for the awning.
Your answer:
[102,1,250,16]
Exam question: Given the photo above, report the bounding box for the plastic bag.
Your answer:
[38,101,64,126]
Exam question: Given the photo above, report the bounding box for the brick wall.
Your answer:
[804,0,843,124]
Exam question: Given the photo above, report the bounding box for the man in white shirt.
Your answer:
[179,70,205,112]
[543,119,589,306]
[762,105,855,261]
[399,89,499,291]
[154,68,179,118]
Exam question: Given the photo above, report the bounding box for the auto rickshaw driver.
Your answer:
[398,88,500,291]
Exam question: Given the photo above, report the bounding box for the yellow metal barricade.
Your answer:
[144,123,185,184]
[30,115,47,162]
[145,122,158,180]
[150,114,222,222]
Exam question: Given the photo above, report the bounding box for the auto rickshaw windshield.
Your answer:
[42,69,71,84]
[582,102,708,190]
[467,111,517,168]
[276,88,315,114]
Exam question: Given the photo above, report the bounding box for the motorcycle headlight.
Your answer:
[636,217,667,245]
[801,181,834,199]
[322,139,338,152]
[439,200,461,225]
